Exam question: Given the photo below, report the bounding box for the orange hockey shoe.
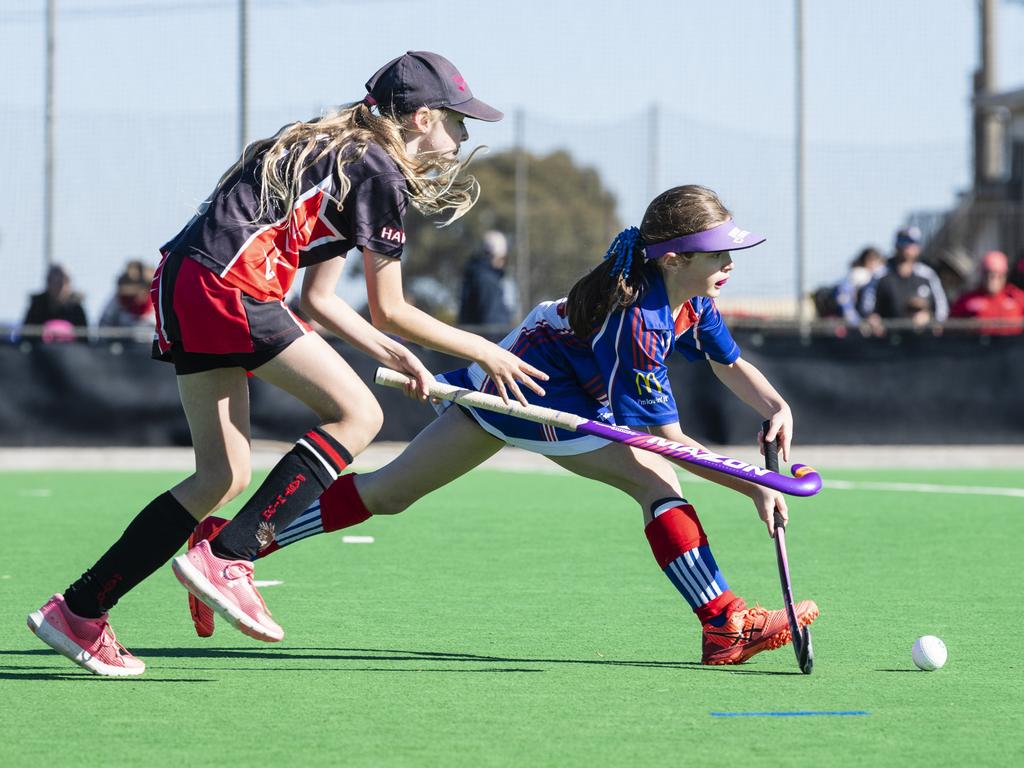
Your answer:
[701,597,819,665]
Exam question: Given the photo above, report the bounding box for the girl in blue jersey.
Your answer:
[28,51,547,676]
[192,185,819,665]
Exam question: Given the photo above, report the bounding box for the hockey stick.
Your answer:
[374,368,822,498]
[763,420,814,674]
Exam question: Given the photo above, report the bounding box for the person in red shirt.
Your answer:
[950,250,1024,336]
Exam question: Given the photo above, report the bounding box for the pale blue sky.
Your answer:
[3,0,1024,323]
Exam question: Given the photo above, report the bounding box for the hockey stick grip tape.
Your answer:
[373,367,584,431]
[762,419,785,528]
[762,418,781,473]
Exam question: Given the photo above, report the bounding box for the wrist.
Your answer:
[468,335,495,362]
[375,337,407,362]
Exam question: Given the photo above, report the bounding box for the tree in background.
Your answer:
[400,149,619,319]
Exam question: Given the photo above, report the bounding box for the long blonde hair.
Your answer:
[216,102,481,226]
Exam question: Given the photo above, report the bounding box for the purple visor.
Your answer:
[643,219,766,260]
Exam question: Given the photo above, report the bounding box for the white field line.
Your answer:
[824,480,1024,498]
[4,443,1024,471]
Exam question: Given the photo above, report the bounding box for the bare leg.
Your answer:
[198,332,390,563]
[357,407,505,514]
[551,443,750,647]
[548,443,684,523]
[171,367,253,520]
[252,332,383,454]
[56,367,253,620]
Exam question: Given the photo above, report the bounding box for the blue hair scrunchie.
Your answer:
[603,226,642,279]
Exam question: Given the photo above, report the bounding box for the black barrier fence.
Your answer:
[0,333,1020,448]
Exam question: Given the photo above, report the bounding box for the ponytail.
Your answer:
[566,226,648,337]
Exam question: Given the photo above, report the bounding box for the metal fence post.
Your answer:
[515,109,530,314]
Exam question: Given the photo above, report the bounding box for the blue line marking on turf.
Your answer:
[710,711,869,718]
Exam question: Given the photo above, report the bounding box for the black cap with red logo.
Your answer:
[364,51,504,122]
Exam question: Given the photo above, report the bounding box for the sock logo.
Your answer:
[261,474,307,521]
[95,573,123,607]
[283,475,305,496]
[256,521,277,551]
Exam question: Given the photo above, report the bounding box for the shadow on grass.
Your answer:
[0,646,800,675]
[0,668,215,682]
[159,666,545,674]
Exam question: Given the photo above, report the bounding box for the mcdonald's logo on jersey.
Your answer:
[635,371,663,395]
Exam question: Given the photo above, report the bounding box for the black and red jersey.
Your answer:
[161,141,409,302]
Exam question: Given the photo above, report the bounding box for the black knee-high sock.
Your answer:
[63,491,197,618]
[211,427,352,561]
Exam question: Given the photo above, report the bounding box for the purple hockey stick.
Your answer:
[374,368,822,498]
[763,421,814,674]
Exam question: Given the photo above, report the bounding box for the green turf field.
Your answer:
[2,467,1022,767]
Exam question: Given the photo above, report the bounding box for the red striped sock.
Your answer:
[644,498,735,624]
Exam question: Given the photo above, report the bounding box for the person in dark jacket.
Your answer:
[458,230,512,327]
[860,226,948,332]
[22,264,88,342]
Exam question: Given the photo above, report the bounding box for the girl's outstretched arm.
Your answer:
[363,250,547,406]
[709,357,794,462]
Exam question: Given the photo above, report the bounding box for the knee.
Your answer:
[358,398,384,438]
[325,394,383,451]
[197,464,251,510]
[224,466,252,501]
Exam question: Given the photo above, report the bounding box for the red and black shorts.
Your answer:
[151,251,311,375]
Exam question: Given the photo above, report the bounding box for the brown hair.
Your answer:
[566,185,731,336]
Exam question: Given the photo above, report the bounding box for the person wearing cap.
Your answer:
[27,51,549,677]
[860,226,948,331]
[98,260,156,331]
[190,184,818,667]
[950,250,1024,336]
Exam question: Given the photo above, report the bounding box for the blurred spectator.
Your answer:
[99,260,155,328]
[933,248,973,307]
[950,250,1024,336]
[22,264,88,342]
[860,226,948,331]
[458,230,513,327]
[833,246,884,324]
[1009,251,1024,292]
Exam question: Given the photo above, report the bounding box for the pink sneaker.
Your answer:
[27,594,145,677]
[171,539,283,642]
[186,516,229,638]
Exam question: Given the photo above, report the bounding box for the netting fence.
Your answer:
[4,0,1021,337]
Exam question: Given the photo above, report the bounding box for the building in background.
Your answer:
[919,1,1024,282]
